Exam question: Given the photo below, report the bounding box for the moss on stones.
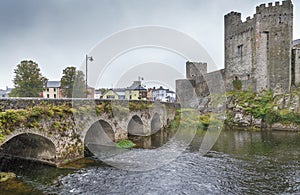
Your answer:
[226,88,300,129]
[116,139,136,149]
[0,172,16,183]
[0,104,77,143]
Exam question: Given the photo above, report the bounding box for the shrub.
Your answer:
[232,80,242,91]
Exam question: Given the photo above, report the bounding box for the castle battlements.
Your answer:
[225,0,293,38]
[176,0,298,98]
[256,0,292,13]
[224,0,294,93]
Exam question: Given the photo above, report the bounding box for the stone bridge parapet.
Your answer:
[0,99,179,166]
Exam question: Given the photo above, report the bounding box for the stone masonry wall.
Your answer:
[224,0,293,93]
[0,99,178,166]
[293,48,300,85]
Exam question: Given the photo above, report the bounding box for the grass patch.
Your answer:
[116,139,136,149]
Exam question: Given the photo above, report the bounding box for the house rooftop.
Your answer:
[293,39,300,48]
[111,88,126,92]
[166,89,175,93]
[46,81,61,88]
[94,90,102,95]
[115,91,125,96]
[127,81,146,90]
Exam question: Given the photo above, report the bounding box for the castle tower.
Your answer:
[186,61,207,79]
[224,0,293,92]
[185,61,209,97]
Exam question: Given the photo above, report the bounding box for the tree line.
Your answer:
[9,60,87,98]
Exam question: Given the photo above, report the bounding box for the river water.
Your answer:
[0,129,300,194]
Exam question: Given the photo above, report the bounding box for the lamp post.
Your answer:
[86,54,93,98]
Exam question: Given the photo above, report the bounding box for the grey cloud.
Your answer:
[0,0,299,89]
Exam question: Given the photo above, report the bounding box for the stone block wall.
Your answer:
[176,79,197,108]
[292,48,300,85]
[224,0,293,93]
[0,99,179,166]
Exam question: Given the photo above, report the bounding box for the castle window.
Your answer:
[238,44,243,56]
[263,31,270,51]
[279,16,282,24]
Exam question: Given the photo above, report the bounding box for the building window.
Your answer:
[47,94,50,98]
[107,95,115,99]
[54,94,57,99]
[129,95,132,100]
[47,88,49,92]
[54,88,56,92]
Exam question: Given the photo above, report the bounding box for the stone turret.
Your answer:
[224,0,293,93]
[186,61,207,79]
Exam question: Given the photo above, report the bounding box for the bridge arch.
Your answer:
[151,113,162,134]
[0,133,56,162]
[84,119,115,145]
[127,115,145,136]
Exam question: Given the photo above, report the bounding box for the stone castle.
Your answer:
[176,0,300,102]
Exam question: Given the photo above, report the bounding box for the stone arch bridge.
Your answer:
[0,99,178,166]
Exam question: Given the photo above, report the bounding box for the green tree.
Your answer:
[10,60,47,97]
[60,66,86,98]
[98,88,108,94]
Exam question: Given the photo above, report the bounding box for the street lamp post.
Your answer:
[85,54,93,98]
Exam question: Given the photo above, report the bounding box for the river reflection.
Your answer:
[0,129,299,194]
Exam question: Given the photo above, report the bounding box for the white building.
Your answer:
[43,81,61,99]
[152,86,176,102]
[0,87,13,98]
[94,90,103,99]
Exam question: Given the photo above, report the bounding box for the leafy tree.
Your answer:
[60,66,86,98]
[98,88,108,94]
[10,60,47,97]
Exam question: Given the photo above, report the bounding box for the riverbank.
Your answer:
[192,88,300,131]
[225,89,300,131]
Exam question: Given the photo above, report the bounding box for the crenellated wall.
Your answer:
[225,0,293,93]
[176,0,296,105]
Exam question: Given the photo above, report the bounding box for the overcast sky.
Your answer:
[0,0,299,89]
